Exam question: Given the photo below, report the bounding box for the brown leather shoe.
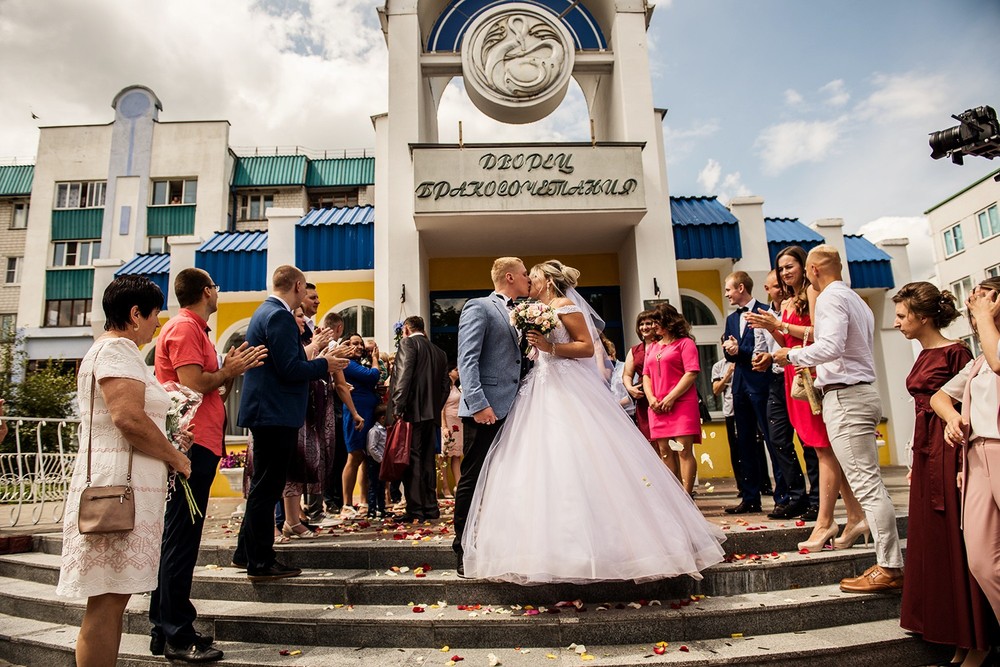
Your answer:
[839,564,903,593]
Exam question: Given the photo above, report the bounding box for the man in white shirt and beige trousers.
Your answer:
[775,245,904,593]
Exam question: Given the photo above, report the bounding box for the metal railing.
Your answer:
[0,417,80,527]
[230,145,373,159]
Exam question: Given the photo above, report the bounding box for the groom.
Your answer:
[452,257,531,576]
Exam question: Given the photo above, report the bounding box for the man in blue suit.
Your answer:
[452,257,531,576]
[722,271,776,514]
[234,265,350,581]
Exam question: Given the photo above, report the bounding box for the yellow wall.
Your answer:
[429,254,619,291]
[677,269,725,313]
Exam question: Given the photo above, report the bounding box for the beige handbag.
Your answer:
[78,371,135,534]
[790,366,822,416]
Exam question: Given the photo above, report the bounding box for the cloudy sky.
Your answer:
[1,0,998,279]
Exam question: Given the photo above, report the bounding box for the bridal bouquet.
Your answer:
[509,300,559,335]
[163,381,204,524]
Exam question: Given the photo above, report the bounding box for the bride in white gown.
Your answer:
[462,260,726,584]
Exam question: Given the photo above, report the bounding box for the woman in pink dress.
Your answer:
[748,245,864,551]
[622,310,660,446]
[440,363,463,497]
[642,305,700,494]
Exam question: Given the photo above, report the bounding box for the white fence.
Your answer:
[0,417,80,527]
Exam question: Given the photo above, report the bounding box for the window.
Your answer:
[697,344,722,415]
[0,314,15,342]
[44,299,91,327]
[239,194,273,221]
[11,202,28,229]
[682,295,717,326]
[309,190,359,210]
[950,276,974,314]
[961,335,982,358]
[4,257,21,284]
[148,237,170,254]
[54,181,106,209]
[52,241,101,267]
[987,263,1000,279]
[943,222,965,257]
[977,204,1000,241]
[340,305,375,338]
[151,179,197,206]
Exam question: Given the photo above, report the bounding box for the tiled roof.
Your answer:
[233,155,307,187]
[298,206,374,226]
[197,231,268,253]
[306,158,375,187]
[844,234,892,262]
[764,218,825,244]
[669,196,739,226]
[115,253,170,276]
[0,165,33,196]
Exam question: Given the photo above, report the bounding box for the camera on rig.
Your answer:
[929,105,1000,165]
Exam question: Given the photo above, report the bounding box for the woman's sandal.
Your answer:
[282,522,317,539]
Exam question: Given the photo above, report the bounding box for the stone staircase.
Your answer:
[0,512,946,667]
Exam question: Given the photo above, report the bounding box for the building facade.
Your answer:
[925,167,1000,355]
[0,0,920,481]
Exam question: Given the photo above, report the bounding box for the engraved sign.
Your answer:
[413,145,646,214]
[461,4,576,124]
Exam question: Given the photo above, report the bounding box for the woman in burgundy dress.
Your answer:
[894,281,996,667]
[622,310,660,447]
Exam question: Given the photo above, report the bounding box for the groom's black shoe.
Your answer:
[725,501,762,515]
[768,499,807,520]
[456,553,467,578]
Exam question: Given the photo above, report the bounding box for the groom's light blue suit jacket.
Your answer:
[457,292,522,420]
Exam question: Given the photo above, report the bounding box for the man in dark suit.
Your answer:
[234,265,350,581]
[721,270,776,514]
[390,315,450,522]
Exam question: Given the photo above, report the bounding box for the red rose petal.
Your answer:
[679,645,689,652]
[653,646,667,655]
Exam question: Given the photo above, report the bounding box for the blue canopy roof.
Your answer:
[670,197,742,260]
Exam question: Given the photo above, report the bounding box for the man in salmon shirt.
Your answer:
[149,268,267,663]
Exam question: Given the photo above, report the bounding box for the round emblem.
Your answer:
[118,91,151,119]
[461,3,576,124]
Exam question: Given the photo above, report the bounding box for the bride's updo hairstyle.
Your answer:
[532,260,581,297]
[891,281,960,331]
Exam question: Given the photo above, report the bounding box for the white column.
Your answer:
[165,235,204,313]
[810,218,849,286]
[872,237,916,465]
[264,208,302,291]
[90,259,124,336]
[729,196,772,296]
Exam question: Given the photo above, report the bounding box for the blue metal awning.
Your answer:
[845,235,894,289]
[296,206,374,271]
[196,232,268,292]
[115,254,170,308]
[764,218,825,267]
[670,197,742,260]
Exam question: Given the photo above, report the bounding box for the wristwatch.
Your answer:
[778,324,790,336]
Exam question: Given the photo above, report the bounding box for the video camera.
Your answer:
[929,105,1000,165]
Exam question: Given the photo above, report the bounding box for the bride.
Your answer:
[461,260,726,584]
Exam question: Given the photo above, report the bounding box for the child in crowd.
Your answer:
[365,403,388,518]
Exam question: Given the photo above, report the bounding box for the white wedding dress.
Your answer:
[462,305,726,584]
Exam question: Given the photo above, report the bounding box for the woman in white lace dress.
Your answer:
[56,276,192,667]
[462,260,725,584]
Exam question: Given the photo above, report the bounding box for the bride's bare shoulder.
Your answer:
[549,297,575,310]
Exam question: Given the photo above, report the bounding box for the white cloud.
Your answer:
[754,119,843,175]
[857,216,936,281]
[697,159,722,191]
[719,172,752,203]
[820,79,850,107]
[664,119,720,164]
[855,72,950,123]
[784,89,804,106]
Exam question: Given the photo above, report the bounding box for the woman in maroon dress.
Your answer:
[894,281,996,666]
[622,309,660,447]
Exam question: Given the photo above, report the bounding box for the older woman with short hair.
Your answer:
[56,276,192,667]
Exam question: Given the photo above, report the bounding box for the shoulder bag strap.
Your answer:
[84,340,134,489]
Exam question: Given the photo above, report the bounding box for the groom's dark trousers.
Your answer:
[452,418,503,555]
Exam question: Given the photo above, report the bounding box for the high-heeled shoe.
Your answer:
[282,522,317,539]
[834,520,871,550]
[797,523,839,552]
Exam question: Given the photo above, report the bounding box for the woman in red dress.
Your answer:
[894,281,996,667]
[622,309,660,446]
[747,246,864,551]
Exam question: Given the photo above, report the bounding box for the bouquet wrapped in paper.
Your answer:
[163,381,205,524]
[509,300,560,360]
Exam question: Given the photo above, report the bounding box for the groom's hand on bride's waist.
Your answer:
[473,407,498,425]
